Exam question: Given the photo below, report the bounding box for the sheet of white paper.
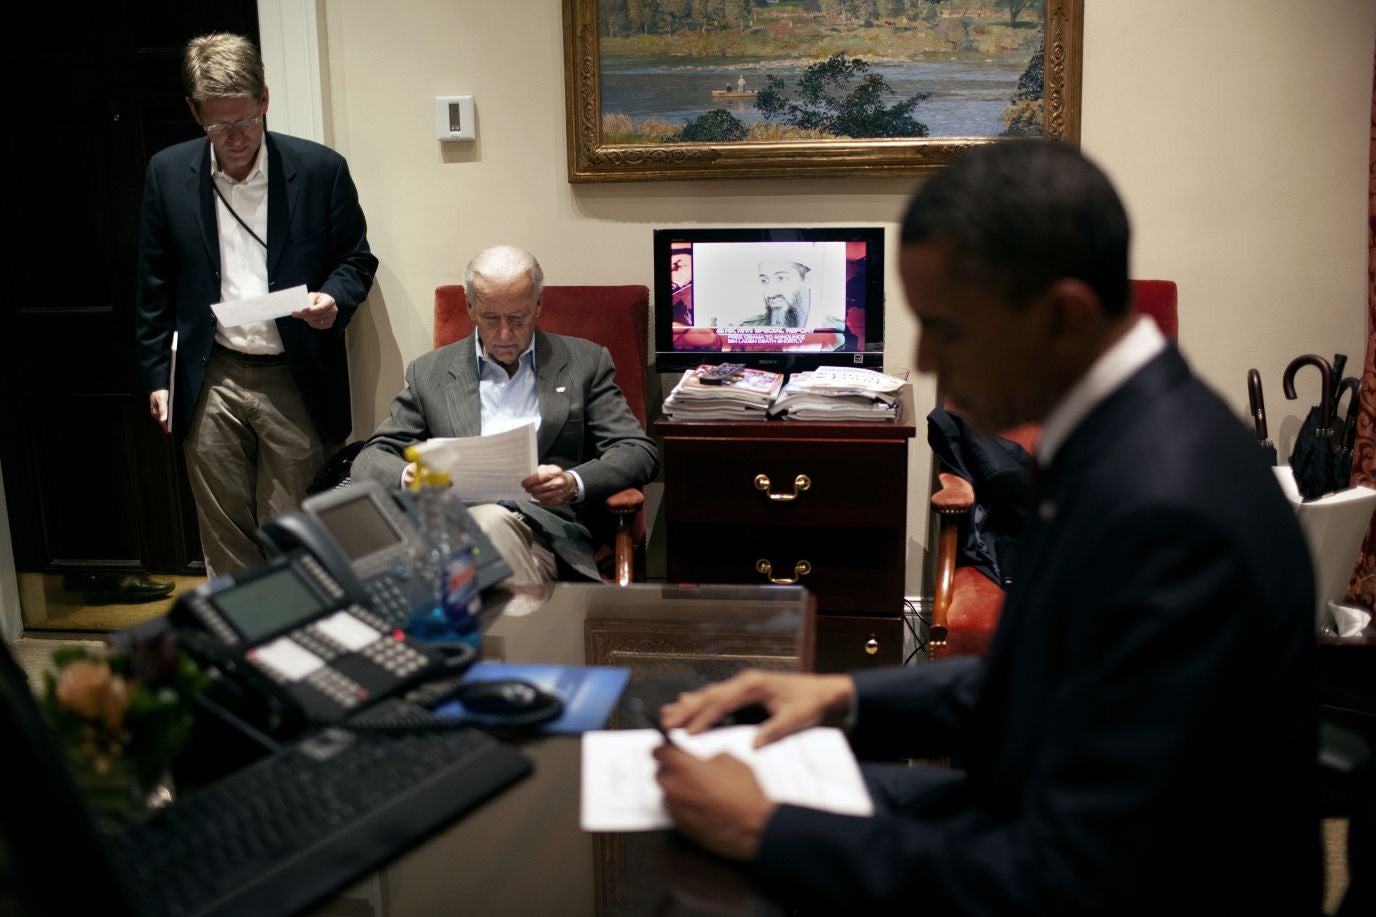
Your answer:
[1273,465,1376,629]
[167,330,178,435]
[413,422,538,502]
[580,725,873,833]
[209,284,309,326]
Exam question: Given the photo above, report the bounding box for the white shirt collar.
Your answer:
[1037,316,1167,467]
[474,332,537,373]
[209,134,267,184]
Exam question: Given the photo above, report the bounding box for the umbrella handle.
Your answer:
[1331,354,1348,398]
[1338,377,1362,450]
[1282,354,1335,428]
[1247,369,1268,440]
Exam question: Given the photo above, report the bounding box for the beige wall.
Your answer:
[322,0,1375,595]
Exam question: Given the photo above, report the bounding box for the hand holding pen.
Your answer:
[627,697,677,748]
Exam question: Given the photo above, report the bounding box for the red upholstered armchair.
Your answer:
[928,280,1179,659]
[434,284,650,585]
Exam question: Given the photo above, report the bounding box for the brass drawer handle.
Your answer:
[755,558,811,584]
[754,473,811,502]
[865,637,880,656]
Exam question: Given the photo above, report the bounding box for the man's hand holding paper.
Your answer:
[290,290,339,330]
[411,422,540,502]
[524,464,578,507]
[209,284,310,326]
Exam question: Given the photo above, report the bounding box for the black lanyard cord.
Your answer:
[211,179,268,250]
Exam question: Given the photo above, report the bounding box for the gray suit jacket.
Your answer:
[352,329,658,580]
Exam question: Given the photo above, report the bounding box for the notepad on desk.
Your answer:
[580,725,872,832]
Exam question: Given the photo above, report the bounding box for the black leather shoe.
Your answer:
[62,574,176,605]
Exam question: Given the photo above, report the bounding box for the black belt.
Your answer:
[213,342,289,366]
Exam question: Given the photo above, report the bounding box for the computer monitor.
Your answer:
[653,227,885,374]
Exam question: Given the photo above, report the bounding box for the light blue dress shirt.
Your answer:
[474,335,585,502]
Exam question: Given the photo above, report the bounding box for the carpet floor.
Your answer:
[19,573,205,632]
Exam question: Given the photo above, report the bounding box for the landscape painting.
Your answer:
[564,0,1082,181]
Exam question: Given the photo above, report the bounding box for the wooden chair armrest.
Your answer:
[603,487,645,587]
[932,471,974,512]
[603,487,644,516]
[929,472,972,656]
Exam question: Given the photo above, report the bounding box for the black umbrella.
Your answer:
[1331,354,1349,399]
[1333,377,1361,490]
[1247,369,1277,466]
[1282,354,1337,501]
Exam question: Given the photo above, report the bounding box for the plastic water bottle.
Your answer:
[404,450,481,644]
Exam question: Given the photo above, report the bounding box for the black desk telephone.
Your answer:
[262,480,435,629]
[172,482,472,739]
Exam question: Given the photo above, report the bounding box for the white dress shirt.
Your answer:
[1037,316,1167,468]
[210,137,283,354]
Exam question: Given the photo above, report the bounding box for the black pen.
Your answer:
[628,697,677,748]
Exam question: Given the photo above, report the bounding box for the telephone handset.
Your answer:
[172,550,453,736]
[258,480,434,630]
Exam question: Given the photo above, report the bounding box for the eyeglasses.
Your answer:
[202,114,262,136]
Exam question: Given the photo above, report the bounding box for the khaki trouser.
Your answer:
[183,348,333,577]
[466,504,558,585]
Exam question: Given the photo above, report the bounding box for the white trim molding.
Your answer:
[257,0,327,144]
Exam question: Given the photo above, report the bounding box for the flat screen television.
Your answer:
[653,227,885,374]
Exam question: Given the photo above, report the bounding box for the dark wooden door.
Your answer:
[1,3,259,576]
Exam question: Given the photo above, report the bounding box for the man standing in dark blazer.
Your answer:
[136,33,377,576]
[352,245,658,583]
[654,141,1320,914]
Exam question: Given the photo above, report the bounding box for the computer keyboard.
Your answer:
[108,716,532,917]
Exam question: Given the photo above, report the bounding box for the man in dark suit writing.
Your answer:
[136,32,377,576]
[654,141,1319,914]
[352,245,658,583]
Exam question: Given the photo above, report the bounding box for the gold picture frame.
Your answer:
[564,0,1082,183]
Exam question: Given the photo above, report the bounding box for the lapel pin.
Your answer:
[556,386,566,393]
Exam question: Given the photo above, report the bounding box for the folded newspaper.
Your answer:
[768,366,903,421]
[662,364,785,421]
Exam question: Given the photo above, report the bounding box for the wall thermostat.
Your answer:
[434,96,475,142]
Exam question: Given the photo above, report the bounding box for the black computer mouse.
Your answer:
[453,679,564,726]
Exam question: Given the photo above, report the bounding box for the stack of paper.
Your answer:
[412,422,538,502]
[769,367,903,422]
[663,364,784,421]
[580,725,873,832]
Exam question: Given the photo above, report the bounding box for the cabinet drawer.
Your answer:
[667,523,904,614]
[815,615,903,672]
[664,439,907,528]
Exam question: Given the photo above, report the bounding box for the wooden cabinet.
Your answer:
[656,386,916,670]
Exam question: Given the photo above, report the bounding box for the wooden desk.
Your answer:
[655,386,916,671]
[318,582,814,917]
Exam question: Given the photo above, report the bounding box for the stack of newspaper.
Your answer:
[768,367,904,421]
[663,364,785,421]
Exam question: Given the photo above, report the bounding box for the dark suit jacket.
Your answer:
[350,329,659,581]
[757,347,1320,915]
[135,132,378,442]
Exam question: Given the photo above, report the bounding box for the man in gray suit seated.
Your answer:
[352,245,658,583]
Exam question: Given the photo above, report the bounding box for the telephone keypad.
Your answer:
[307,667,368,710]
[360,638,429,678]
[290,630,340,662]
[363,578,412,628]
[347,603,392,634]
[297,553,347,602]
